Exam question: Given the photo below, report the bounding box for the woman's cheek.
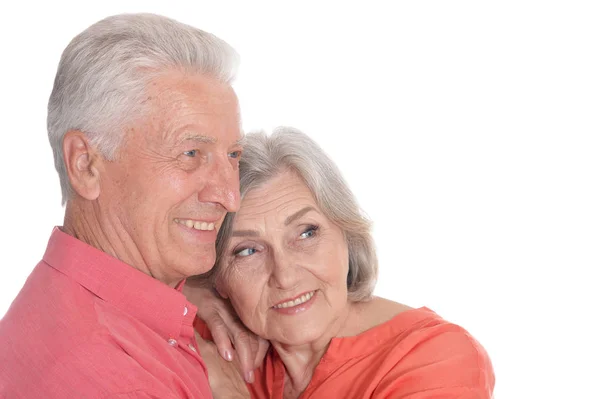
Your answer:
[229,271,257,305]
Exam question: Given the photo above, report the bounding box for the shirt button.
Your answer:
[183,306,188,316]
[188,343,197,353]
[168,338,178,346]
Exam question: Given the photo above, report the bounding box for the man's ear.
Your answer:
[63,130,102,201]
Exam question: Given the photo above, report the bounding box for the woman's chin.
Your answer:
[265,294,343,347]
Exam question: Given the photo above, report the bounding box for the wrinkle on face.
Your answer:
[150,74,239,142]
[94,69,242,285]
[217,171,351,345]
[236,179,317,235]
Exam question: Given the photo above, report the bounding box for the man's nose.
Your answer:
[199,155,240,212]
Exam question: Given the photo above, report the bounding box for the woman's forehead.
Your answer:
[235,173,319,225]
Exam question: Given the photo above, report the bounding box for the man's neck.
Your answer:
[63,199,177,287]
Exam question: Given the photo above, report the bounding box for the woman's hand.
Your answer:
[195,331,250,399]
[184,278,269,383]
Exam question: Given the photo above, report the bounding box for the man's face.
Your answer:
[100,71,242,285]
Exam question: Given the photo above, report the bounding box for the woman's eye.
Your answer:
[235,247,256,257]
[228,150,242,159]
[183,149,197,157]
[300,226,318,239]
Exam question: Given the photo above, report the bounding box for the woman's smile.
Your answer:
[271,290,318,315]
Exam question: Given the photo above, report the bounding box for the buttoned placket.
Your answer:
[165,303,202,361]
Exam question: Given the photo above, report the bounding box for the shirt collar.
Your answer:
[42,227,197,341]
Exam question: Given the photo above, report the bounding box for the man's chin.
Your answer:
[180,252,217,277]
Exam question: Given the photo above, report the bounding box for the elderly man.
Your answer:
[0,13,260,398]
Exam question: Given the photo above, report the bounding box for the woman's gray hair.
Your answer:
[215,127,378,302]
[47,13,239,204]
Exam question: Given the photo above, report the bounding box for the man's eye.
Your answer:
[228,150,242,159]
[235,247,256,257]
[183,150,197,157]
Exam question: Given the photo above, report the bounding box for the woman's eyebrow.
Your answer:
[231,229,260,237]
[284,206,316,226]
[231,207,316,237]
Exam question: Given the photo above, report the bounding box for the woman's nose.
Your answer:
[269,250,301,290]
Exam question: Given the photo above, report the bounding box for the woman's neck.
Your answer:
[271,339,329,397]
[271,302,357,398]
[271,297,412,399]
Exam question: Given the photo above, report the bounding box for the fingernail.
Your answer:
[245,370,254,383]
[223,349,232,361]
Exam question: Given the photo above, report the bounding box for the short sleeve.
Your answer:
[372,328,495,398]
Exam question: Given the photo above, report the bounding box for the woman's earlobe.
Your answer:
[63,130,102,201]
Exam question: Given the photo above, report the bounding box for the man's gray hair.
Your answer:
[215,127,378,302]
[47,13,239,204]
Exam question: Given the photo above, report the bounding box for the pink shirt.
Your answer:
[0,227,212,398]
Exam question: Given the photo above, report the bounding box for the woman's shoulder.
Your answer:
[357,297,414,329]
[334,299,495,397]
[343,296,419,336]
[341,298,494,376]
[377,306,495,397]
[352,298,489,359]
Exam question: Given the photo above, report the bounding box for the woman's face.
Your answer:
[217,170,350,345]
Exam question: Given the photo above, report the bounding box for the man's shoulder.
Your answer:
[1,262,136,391]
[1,258,212,398]
[0,260,100,339]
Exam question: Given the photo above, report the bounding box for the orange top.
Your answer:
[258,308,494,399]
[198,307,494,398]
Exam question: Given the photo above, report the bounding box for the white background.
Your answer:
[1,1,599,398]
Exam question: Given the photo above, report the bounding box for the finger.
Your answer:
[254,337,270,369]
[231,329,258,383]
[190,286,238,363]
[205,314,235,362]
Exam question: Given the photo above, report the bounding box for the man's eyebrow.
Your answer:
[285,206,316,226]
[176,133,244,147]
[231,229,260,237]
[177,134,217,145]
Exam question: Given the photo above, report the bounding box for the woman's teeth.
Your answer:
[274,291,316,309]
[174,218,215,231]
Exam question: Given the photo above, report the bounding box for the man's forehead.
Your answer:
[147,70,234,102]
[140,72,242,146]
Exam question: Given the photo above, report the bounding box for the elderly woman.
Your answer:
[193,127,495,398]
